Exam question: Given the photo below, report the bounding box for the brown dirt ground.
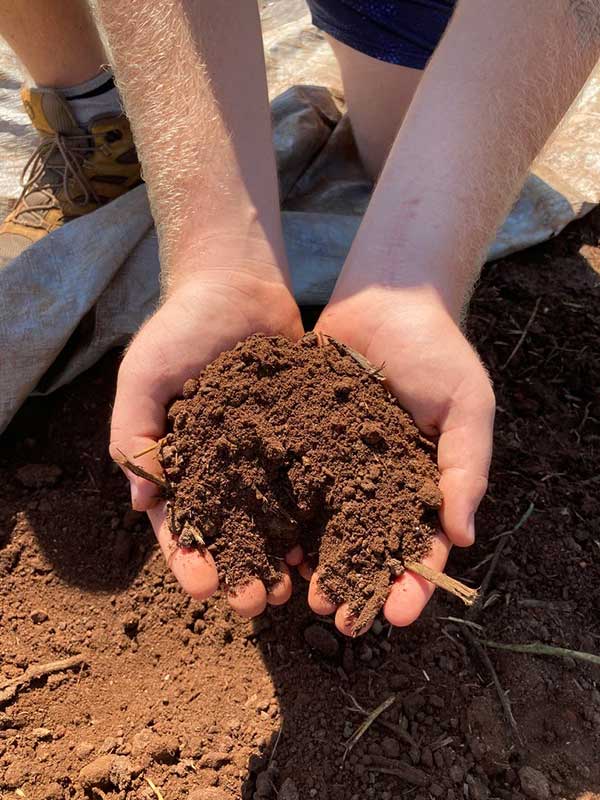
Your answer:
[159,332,440,630]
[1,209,600,800]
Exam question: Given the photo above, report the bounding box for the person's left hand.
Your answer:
[302,283,495,636]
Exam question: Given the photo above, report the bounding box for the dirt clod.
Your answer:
[519,766,551,800]
[131,729,179,764]
[78,754,133,790]
[160,333,439,628]
[303,624,339,658]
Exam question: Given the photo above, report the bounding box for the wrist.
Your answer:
[164,227,291,298]
[332,259,469,325]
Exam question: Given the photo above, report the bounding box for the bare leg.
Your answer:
[326,35,422,180]
[0,0,106,87]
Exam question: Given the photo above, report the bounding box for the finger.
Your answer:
[227,579,268,618]
[298,561,314,581]
[308,571,337,615]
[285,545,304,566]
[437,376,495,546]
[334,603,373,637]
[147,504,219,600]
[110,352,171,512]
[383,531,451,627]
[266,563,293,606]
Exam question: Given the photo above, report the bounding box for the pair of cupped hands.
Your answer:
[110,254,494,637]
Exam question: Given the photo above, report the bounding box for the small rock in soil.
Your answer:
[16,463,62,488]
[78,755,133,790]
[519,766,550,800]
[303,624,339,659]
[32,727,52,740]
[30,609,49,624]
[75,741,95,760]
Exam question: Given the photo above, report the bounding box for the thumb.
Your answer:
[110,352,170,511]
[437,377,495,547]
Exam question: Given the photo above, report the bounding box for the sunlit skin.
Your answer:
[97,0,600,634]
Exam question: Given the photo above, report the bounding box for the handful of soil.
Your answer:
[158,333,442,629]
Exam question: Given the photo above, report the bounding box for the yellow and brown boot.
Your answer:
[0,86,142,268]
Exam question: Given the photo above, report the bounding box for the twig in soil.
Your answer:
[342,341,386,381]
[402,561,479,606]
[468,502,535,623]
[501,297,541,370]
[439,616,485,633]
[115,448,168,490]
[269,723,283,767]
[342,688,415,747]
[489,501,535,542]
[145,777,165,800]
[478,640,600,666]
[343,694,396,762]
[462,628,522,745]
[0,654,86,707]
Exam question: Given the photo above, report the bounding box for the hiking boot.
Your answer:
[0,86,142,268]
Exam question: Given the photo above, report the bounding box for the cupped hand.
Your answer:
[306,284,495,634]
[110,264,304,617]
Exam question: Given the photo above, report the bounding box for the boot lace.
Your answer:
[13,132,101,227]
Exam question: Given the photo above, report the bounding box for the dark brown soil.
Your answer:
[159,333,440,628]
[1,209,600,800]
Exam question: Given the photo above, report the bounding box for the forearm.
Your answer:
[95,0,286,291]
[338,0,600,318]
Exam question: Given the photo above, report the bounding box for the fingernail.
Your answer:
[466,513,476,544]
[130,483,140,511]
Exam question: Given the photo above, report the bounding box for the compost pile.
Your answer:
[158,332,441,627]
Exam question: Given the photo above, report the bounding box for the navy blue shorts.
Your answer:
[306,0,457,69]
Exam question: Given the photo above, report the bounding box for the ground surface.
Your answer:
[1,210,600,800]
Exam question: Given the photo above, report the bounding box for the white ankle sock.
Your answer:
[57,69,122,128]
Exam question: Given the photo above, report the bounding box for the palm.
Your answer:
[307,293,495,633]
[110,273,303,616]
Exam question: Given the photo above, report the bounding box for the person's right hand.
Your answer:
[109,256,304,618]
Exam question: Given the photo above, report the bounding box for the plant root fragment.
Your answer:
[0,654,87,707]
[115,448,168,491]
[343,694,396,762]
[478,640,600,666]
[400,560,479,605]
